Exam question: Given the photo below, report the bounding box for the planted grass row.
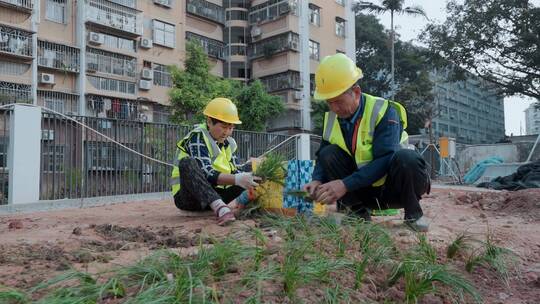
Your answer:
[2,214,518,303]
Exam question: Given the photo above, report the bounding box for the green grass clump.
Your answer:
[465,233,519,286]
[447,232,476,259]
[0,286,29,304]
[254,153,286,185]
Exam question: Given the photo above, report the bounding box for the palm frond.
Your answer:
[402,5,429,19]
[354,1,388,14]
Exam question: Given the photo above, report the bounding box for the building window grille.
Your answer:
[309,4,320,26]
[309,40,320,61]
[86,47,136,77]
[38,90,79,115]
[335,17,346,38]
[248,0,296,25]
[186,0,225,24]
[260,70,301,92]
[152,63,172,87]
[186,32,224,59]
[248,32,299,59]
[88,76,136,94]
[0,25,32,57]
[0,81,31,104]
[46,0,67,24]
[38,40,80,72]
[86,94,138,120]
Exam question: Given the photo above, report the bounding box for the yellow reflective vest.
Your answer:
[322,93,409,187]
[170,124,237,196]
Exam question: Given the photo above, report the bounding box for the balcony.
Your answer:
[224,43,247,58]
[0,81,32,105]
[260,70,300,93]
[38,90,80,115]
[86,47,137,78]
[38,40,80,73]
[0,0,33,12]
[249,0,295,25]
[186,0,225,25]
[0,25,33,60]
[85,0,142,36]
[249,32,299,59]
[186,32,224,60]
[86,94,139,120]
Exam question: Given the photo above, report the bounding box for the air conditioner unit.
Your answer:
[42,129,54,141]
[153,0,171,7]
[251,26,262,37]
[294,91,303,100]
[40,73,55,84]
[140,37,153,49]
[290,41,299,49]
[141,68,153,80]
[138,113,148,122]
[88,32,104,45]
[139,79,152,90]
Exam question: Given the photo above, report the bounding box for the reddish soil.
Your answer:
[0,186,539,303]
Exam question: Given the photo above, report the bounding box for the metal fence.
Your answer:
[39,113,297,200]
[0,110,10,205]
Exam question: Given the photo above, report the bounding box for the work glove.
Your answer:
[234,172,261,189]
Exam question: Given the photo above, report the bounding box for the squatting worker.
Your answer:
[303,53,431,231]
[170,97,261,226]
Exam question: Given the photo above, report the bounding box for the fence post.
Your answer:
[297,133,311,160]
[8,105,41,204]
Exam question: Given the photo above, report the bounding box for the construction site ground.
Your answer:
[1,185,539,303]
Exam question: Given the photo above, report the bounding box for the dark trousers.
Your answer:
[173,158,244,211]
[318,145,430,220]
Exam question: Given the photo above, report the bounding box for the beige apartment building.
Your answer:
[0,0,355,131]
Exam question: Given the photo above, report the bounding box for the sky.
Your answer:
[373,0,538,136]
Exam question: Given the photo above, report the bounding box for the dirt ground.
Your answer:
[1,186,539,303]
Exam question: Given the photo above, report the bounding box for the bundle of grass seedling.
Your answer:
[243,153,287,216]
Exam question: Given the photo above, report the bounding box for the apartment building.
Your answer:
[0,0,355,131]
[431,72,505,144]
[525,103,540,135]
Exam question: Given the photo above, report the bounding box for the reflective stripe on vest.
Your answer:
[322,94,408,187]
[170,124,237,196]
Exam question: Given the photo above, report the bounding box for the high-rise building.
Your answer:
[0,0,355,131]
[525,103,540,135]
[431,73,505,144]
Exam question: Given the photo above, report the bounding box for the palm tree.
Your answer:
[354,0,428,99]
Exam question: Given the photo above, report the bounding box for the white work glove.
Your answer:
[234,172,260,189]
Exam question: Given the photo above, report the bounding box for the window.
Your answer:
[86,47,136,77]
[46,0,67,24]
[186,32,224,59]
[153,63,172,87]
[335,17,346,38]
[249,0,295,25]
[260,71,301,92]
[88,76,136,94]
[153,20,176,48]
[43,145,65,173]
[309,4,320,26]
[45,98,65,114]
[309,40,320,61]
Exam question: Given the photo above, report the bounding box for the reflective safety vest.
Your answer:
[170,124,237,196]
[322,93,409,187]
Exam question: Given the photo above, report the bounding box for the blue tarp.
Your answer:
[463,156,504,184]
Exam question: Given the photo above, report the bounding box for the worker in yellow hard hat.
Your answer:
[303,53,431,232]
[170,97,261,225]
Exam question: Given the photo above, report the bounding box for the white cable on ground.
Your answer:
[0,103,175,167]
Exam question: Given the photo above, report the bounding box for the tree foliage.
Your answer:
[422,0,540,99]
[354,13,436,134]
[169,42,283,131]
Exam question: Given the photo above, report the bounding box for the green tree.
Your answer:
[235,80,284,132]
[422,0,540,99]
[353,13,436,135]
[354,0,428,98]
[169,41,284,130]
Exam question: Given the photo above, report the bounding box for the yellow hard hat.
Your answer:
[203,97,242,124]
[314,53,363,101]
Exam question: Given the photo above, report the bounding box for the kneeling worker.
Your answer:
[170,97,260,225]
[303,54,431,231]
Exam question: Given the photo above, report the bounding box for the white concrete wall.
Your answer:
[457,144,519,172]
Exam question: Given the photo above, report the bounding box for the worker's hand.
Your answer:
[303,181,322,198]
[234,172,262,189]
[314,180,347,205]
